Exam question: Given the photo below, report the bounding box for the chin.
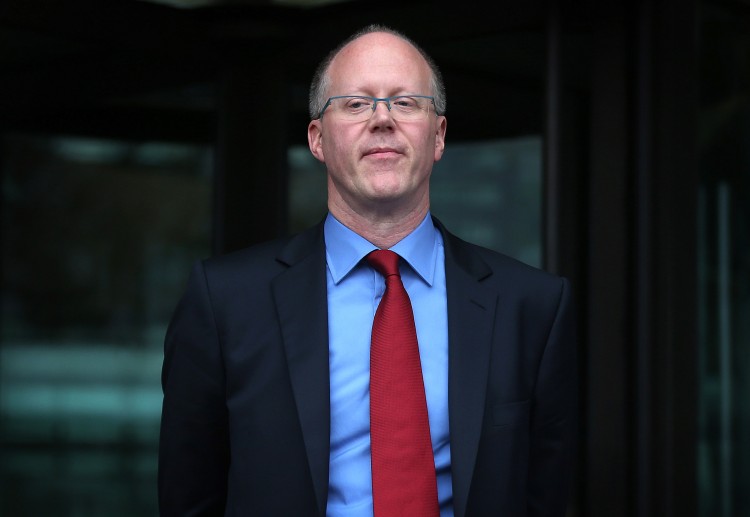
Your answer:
[363,182,409,200]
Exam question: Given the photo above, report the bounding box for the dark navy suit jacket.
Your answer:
[158,218,577,517]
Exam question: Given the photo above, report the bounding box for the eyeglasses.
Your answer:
[315,95,436,122]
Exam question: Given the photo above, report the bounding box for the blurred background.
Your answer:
[0,0,748,515]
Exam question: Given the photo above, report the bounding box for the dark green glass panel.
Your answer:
[0,135,212,516]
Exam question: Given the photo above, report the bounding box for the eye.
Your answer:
[343,97,373,112]
[391,96,419,110]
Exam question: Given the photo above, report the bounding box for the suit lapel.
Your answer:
[272,223,330,516]
[268,219,497,517]
[438,221,497,517]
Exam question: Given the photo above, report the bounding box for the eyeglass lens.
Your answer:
[327,96,432,121]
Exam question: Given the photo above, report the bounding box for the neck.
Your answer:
[328,197,429,249]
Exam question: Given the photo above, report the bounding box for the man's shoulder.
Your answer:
[201,222,325,279]
[471,241,550,278]
[439,224,568,295]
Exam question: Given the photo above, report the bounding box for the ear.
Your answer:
[433,115,447,162]
[308,120,325,163]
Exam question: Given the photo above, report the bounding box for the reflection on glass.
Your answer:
[0,135,212,516]
[431,136,542,267]
[288,135,542,267]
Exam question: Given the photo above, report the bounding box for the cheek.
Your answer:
[324,134,356,165]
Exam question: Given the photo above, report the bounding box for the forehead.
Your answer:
[327,32,431,94]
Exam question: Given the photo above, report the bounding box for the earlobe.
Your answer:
[307,120,326,163]
[433,115,447,161]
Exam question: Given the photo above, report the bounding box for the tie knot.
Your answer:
[367,249,401,278]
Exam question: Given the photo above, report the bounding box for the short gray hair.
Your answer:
[308,24,446,119]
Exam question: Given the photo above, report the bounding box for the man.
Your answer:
[159,24,577,517]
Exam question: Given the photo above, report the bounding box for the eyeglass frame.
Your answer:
[314,95,438,121]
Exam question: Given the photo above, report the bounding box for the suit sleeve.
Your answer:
[527,278,578,517]
[158,261,229,517]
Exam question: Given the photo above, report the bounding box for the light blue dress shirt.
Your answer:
[324,212,453,517]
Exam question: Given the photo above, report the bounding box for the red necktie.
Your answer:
[367,249,439,517]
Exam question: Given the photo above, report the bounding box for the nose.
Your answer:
[368,99,395,128]
[372,99,391,113]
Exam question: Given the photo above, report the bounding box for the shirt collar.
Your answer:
[324,212,439,286]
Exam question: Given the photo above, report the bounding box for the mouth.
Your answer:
[363,147,402,158]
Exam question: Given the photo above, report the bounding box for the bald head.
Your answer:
[308,25,446,119]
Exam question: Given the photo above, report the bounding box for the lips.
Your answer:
[363,146,402,157]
